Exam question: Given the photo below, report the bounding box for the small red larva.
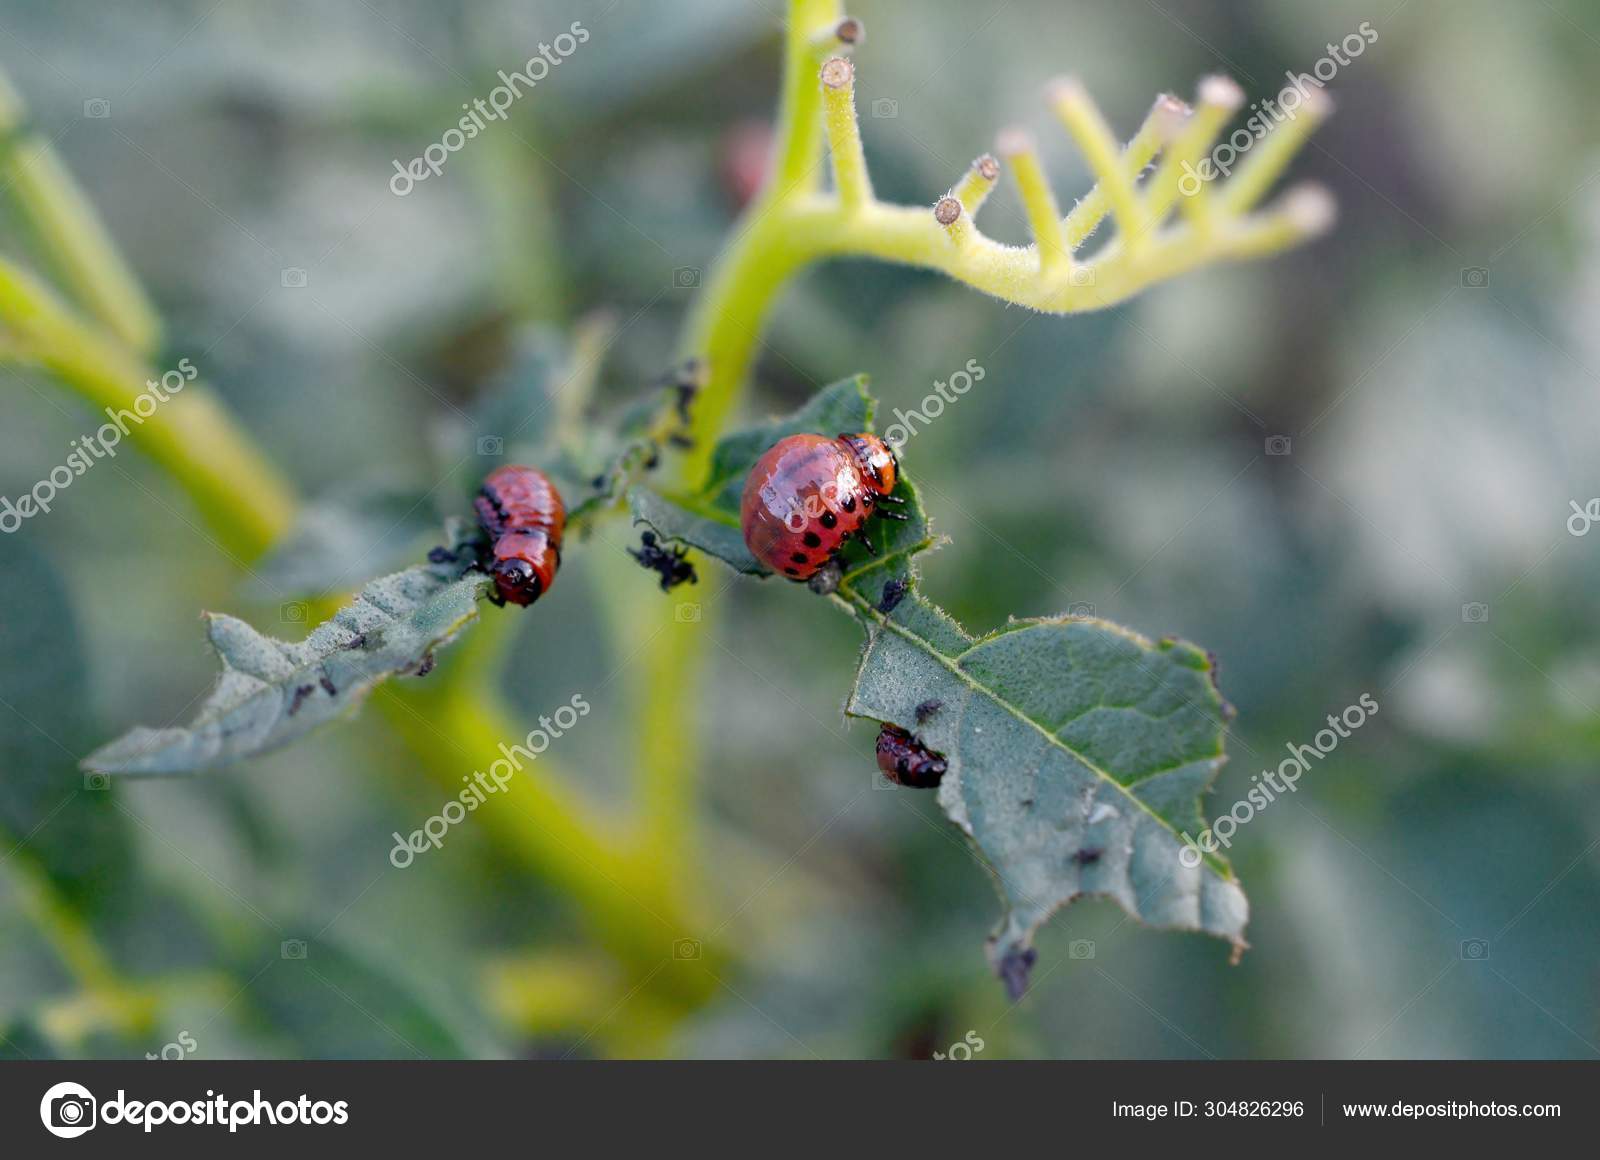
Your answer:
[474,465,565,607]
[876,724,947,789]
[739,432,906,580]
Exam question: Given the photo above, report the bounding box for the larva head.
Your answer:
[491,557,544,607]
[837,433,897,497]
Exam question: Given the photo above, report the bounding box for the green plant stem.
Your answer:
[0,259,293,559]
[0,67,162,355]
[379,677,717,1006]
[6,852,157,1041]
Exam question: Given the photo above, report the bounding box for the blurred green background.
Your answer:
[3,0,1599,1059]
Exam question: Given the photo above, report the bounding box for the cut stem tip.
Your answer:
[820,56,853,89]
[1282,183,1337,234]
[1197,74,1245,112]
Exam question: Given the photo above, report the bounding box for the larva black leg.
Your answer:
[856,529,878,555]
[875,507,909,522]
[877,493,906,505]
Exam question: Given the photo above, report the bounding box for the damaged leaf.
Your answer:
[630,378,1245,994]
[83,524,491,775]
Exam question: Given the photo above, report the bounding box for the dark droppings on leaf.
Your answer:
[343,632,367,651]
[318,675,337,697]
[914,698,942,724]
[288,684,316,716]
[413,652,436,677]
[997,946,1037,1002]
[1073,847,1103,866]
[427,546,457,564]
[876,577,908,614]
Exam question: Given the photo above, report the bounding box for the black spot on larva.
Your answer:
[784,567,800,576]
[820,510,837,529]
[842,494,856,511]
[802,531,822,548]
[790,552,808,564]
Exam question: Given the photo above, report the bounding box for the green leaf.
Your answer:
[629,484,756,572]
[0,539,139,916]
[844,596,1245,997]
[0,1015,55,1060]
[83,523,491,775]
[236,934,482,1059]
[630,378,1246,994]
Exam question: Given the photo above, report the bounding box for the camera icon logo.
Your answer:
[1066,601,1096,618]
[674,602,702,623]
[673,266,701,288]
[280,600,308,623]
[476,435,504,456]
[40,1081,97,1138]
[1068,938,1096,960]
[1069,266,1096,287]
[1461,602,1490,624]
[83,771,110,791]
[1460,938,1490,961]
[280,267,308,288]
[673,937,702,960]
[82,98,111,119]
[1460,266,1489,288]
[1265,434,1292,456]
[281,938,308,960]
[871,97,898,118]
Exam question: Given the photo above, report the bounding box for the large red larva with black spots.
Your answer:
[739,432,906,580]
[474,465,565,607]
